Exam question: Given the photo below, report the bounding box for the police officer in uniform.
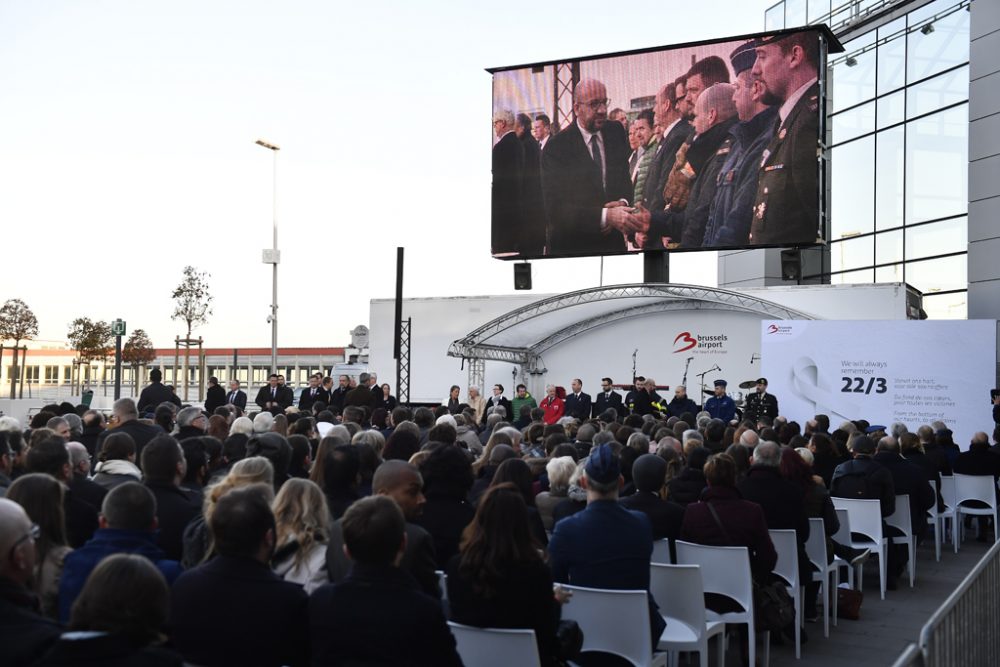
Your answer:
[704,379,737,423]
[748,32,821,246]
[743,377,779,424]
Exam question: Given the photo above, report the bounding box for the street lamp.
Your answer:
[256,138,280,375]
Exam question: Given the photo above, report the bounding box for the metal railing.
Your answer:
[890,643,924,667]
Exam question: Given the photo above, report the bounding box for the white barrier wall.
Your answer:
[761,320,997,444]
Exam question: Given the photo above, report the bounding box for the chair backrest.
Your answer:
[651,538,672,565]
[675,540,753,614]
[928,479,939,516]
[448,622,541,667]
[886,495,913,536]
[832,508,851,548]
[832,497,884,544]
[804,517,828,571]
[436,570,448,601]
[940,475,957,510]
[768,529,800,588]
[953,473,997,508]
[559,584,653,667]
[650,564,707,640]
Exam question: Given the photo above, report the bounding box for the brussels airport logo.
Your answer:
[673,332,728,354]
[767,324,794,336]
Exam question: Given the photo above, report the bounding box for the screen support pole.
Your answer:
[642,250,669,283]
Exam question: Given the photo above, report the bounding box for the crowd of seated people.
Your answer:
[0,371,998,666]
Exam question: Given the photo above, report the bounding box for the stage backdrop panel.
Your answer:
[760,320,997,444]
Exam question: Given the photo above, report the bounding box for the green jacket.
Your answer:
[511,394,537,421]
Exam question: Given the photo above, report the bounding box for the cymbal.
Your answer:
[702,389,715,395]
[738,380,757,389]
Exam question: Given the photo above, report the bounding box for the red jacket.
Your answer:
[541,395,565,425]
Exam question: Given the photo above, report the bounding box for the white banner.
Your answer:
[760,320,997,444]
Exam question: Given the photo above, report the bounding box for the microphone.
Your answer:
[715,365,722,372]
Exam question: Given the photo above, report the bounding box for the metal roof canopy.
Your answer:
[447,283,817,371]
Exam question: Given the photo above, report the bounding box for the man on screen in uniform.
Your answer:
[743,377,779,424]
[749,32,821,246]
[704,380,736,423]
[702,39,779,247]
[540,78,641,256]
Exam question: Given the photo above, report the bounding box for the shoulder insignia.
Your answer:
[725,170,735,183]
[778,128,787,140]
[755,202,767,220]
[717,147,730,155]
[764,163,784,172]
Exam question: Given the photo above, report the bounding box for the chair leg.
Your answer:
[762,630,770,667]
[794,587,802,659]
[856,560,863,592]
[821,573,830,638]
[934,518,941,562]
[908,538,915,587]
[717,631,725,667]
[832,568,839,627]
[878,545,886,600]
[700,639,709,667]
[953,512,960,553]
[748,624,755,667]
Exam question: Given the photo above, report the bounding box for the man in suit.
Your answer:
[140,436,200,562]
[169,486,308,667]
[749,32,821,245]
[515,112,546,257]
[255,374,287,416]
[541,78,644,256]
[345,372,377,411]
[298,373,326,412]
[481,384,512,425]
[311,496,462,667]
[592,376,625,420]
[667,385,699,417]
[325,460,440,598]
[203,376,226,413]
[563,378,593,421]
[276,375,295,409]
[225,379,247,411]
[329,375,350,413]
[532,113,552,151]
[491,108,525,256]
[136,368,180,414]
[549,444,665,648]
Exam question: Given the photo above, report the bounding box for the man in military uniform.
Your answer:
[702,39,779,247]
[704,379,737,423]
[743,377,779,424]
[748,32,821,246]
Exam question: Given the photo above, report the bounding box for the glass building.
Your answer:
[746,0,973,319]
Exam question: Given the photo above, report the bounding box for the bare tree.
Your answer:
[123,329,157,394]
[67,318,113,391]
[172,266,213,400]
[0,298,40,399]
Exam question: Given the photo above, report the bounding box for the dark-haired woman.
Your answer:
[447,484,566,666]
[92,432,142,491]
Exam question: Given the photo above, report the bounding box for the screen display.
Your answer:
[489,28,828,260]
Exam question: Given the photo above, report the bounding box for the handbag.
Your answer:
[836,587,863,620]
[704,502,795,633]
[555,619,583,664]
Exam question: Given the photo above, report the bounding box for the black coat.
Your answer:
[310,564,462,667]
[94,421,165,463]
[873,452,936,537]
[830,456,896,517]
[224,388,247,410]
[903,449,944,511]
[144,482,200,562]
[563,392,592,421]
[0,578,61,667]
[255,385,290,415]
[64,487,99,548]
[413,497,475,570]
[491,131,525,256]
[69,473,107,511]
[329,386,349,412]
[326,520,440,599]
[592,390,624,419]
[619,491,685,541]
[953,448,1000,480]
[541,120,633,256]
[666,395,699,419]
[343,385,376,410]
[170,556,308,667]
[33,633,183,666]
[297,386,327,412]
[203,384,226,413]
[447,555,561,666]
[137,382,180,414]
[667,467,707,506]
[481,396,513,424]
[641,120,694,213]
[737,466,810,543]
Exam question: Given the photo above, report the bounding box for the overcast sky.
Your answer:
[0,0,776,349]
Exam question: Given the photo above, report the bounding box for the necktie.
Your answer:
[229,392,235,403]
[271,388,275,398]
[311,389,316,397]
[590,135,604,188]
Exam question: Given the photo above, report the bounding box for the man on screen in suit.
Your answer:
[226,380,247,411]
[592,377,624,420]
[749,32,821,246]
[514,113,546,257]
[563,379,592,421]
[541,79,643,256]
[532,114,552,151]
[491,109,524,256]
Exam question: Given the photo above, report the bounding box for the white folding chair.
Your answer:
[675,540,769,667]
[885,495,916,587]
[447,622,541,667]
[940,476,960,553]
[559,584,667,667]
[768,529,802,659]
[926,479,953,562]
[954,473,1000,544]
[804,517,839,636]
[650,564,725,667]
[832,497,888,600]
[831,508,857,590]
[436,570,448,602]
[652,538,672,565]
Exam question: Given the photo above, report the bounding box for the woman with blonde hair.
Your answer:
[181,457,274,568]
[271,478,330,593]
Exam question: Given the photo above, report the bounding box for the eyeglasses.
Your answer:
[579,98,610,111]
[9,523,39,560]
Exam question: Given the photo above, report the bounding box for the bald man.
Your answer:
[67,441,107,509]
[324,461,439,598]
[0,499,62,665]
[541,78,640,256]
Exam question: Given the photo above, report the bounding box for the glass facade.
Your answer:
[765,0,970,318]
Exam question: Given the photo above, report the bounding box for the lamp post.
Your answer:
[256,139,280,375]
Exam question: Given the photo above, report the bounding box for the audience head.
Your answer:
[272,478,330,564]
[850,435,876,457]
[704,453,738,488]
[210,484,277,562]
[101,482,157,531]
[246,432,291,486]
[141,436,185,485]
[323,444,360,496]
[546,456,577,496]
[752,441,781,467]
[341,495,406,568]
[372,460,425,520]
[26,436,71,482]
[418,444,474,502]
[582,443,622,498]
[632,454,667,495]
[0,498,38,585]
[6,473,67,565]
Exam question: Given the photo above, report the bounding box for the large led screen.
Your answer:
[489,28,832,260]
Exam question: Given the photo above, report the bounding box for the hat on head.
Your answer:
[756,378,768,386]
[865,424,886,435]
[729,39,759,76]
[585,443,621,484]
[714,380,728,388]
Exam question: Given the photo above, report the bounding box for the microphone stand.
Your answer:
[695,365,721,409]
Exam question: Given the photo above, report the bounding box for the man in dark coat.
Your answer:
[491,109,525,256]
[137,368,181,414]
[344,372,377,411]
[141,435,201,562]
[25,437,98,548]
[481,384,513,425]
[328,375,351,413]
[514,112,546,257]
[830,436,896,517]
[563,378,593,421]
[592,377,625,419]
[224,379,247,411]
[325,460,439,598]
[620,455,684,556]
[749,33,821,246]
[873,437,936,540]
[311,496,462,667]
[203,376,226,413]
[541,78,642,256]
[0,498,62,667]
[254,374,290,416]
[94,398,164,463]
[667,385,700,418]
[297,374,326,412]
[170,486,308,667]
